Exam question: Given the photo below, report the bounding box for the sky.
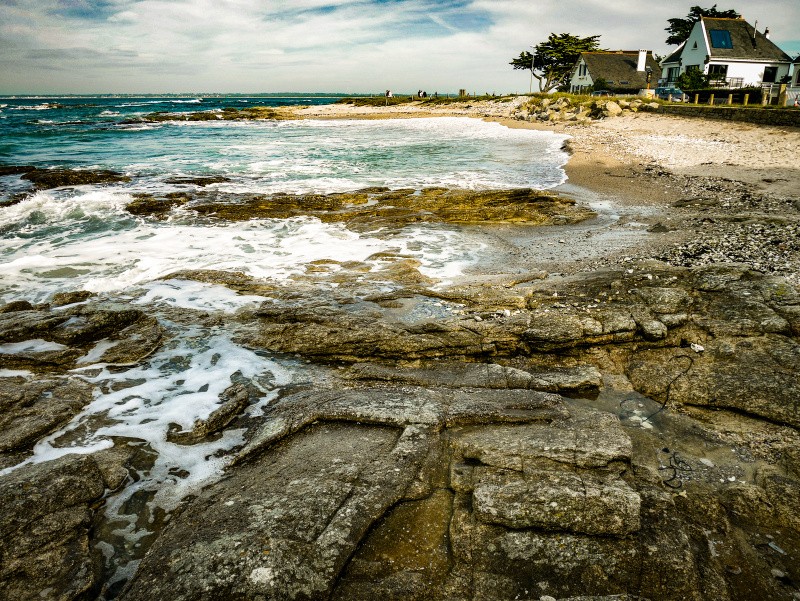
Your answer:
[1,0,798,95]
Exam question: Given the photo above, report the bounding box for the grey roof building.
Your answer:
[569,50,661,93]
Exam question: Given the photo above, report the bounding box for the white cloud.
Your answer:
[108,10,138,23]
[0,0,797,94]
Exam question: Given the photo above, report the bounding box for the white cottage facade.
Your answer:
[660,17,792,88]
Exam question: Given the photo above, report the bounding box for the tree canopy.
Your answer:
[665,5,741,45]
[510,33,601,93]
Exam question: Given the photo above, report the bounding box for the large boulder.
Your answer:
[0,455,107,601]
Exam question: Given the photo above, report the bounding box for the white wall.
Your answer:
[710,61,791,86]
[679,21,710,72]
[569,58,593,93]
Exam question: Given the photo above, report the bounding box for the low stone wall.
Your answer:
[660,104,800,127]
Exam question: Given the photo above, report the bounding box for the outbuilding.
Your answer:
[569,50,661,94]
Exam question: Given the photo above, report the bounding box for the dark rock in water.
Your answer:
[0,300,35,313]
[2,256,799,599]
[125,192,191,216]
[0,165,36,176]
[163,175,231,186]
[50,290,95,307]
[0,454,106,601]
[20,168,130,190]
[0,193,30,208]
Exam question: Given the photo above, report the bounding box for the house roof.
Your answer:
[579,51,662,88]
[661,43,685,66]
[701,17,792,62]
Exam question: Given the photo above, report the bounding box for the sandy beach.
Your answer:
[296,98,800,281]
[297,96,800,199]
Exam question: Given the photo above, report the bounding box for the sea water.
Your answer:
[0,96,569,591]
[1,97,569,303]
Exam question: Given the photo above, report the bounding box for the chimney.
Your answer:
[637,49,647,72]
[764,27,770,39]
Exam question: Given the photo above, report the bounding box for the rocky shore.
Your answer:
[1,99,799,601]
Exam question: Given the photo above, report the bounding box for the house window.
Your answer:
[709,30,733,49]
[578,64,588,77]
[763,67,778,83]
[708,64,728,81]
[666,66,680,82]
[686,65,701,73]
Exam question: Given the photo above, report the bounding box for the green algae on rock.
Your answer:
[128,106,292,123]
[21,168,131,190]
[126,187,595,229]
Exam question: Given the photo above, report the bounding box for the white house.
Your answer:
[790,55,800,105]
[793,55,800,87]
[660,16,793,88]
[568,50,661,94]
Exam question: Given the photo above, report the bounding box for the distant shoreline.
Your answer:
[0,93,392,99]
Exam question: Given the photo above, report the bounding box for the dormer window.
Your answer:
[709,30,733,49]
[692,41,698,49]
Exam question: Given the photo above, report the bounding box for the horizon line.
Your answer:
[0,91,467,98]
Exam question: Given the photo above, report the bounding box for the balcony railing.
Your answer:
[708,77,744,88]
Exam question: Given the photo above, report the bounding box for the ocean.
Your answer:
[0,95,570,591]
[0,96,570,302]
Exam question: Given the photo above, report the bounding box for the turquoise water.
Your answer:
[0,96,569,303]
[1,96,566,192]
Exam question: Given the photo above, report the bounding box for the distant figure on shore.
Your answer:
[385,90,393,98]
